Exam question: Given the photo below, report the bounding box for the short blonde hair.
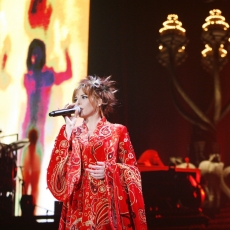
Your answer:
[72,75,117,116]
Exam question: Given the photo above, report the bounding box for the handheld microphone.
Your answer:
[49,106,81,117]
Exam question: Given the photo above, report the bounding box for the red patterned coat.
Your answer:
[47,117,147,229]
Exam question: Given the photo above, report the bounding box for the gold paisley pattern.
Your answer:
[47,117,147,229]
[47,125,81,201]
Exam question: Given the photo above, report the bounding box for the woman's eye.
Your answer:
[74,98,78,102]
[82,95,88,99]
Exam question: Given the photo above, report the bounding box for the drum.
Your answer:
[0,143,17,192]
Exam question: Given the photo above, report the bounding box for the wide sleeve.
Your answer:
[105,125,147,230]
[46,125,81,202]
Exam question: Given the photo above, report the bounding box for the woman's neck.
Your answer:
[84,113,102,135]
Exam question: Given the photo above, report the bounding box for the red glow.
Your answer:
[188,175,197,187]
[200,188,206,203]
[193,191,197,198]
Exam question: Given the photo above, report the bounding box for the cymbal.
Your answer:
[11,138,29,144]
[9,138,30,150]
[0,142,9,147]
[0,142,11,151]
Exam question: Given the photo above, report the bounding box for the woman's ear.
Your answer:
[97,98,102,107]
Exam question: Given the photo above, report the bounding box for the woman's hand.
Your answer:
[86,161,105,179]
[64,103,79,139]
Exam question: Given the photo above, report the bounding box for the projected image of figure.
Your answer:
[22,38,72,205]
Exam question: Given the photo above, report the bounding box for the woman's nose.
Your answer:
[76,100,81,106]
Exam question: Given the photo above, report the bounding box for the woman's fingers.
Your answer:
[97,161,105,166]
[64,103,76,109]
[88,172,104,179]
[65,115,77,139]
[88,162,105,169]
[86,162,105,179]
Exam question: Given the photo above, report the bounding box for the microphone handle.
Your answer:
[49,107,77,117]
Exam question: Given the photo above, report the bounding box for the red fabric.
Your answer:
[47,117,147,229]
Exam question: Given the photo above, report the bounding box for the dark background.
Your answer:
[88,0,230,166]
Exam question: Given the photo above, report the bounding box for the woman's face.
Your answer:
[74,88,98,119]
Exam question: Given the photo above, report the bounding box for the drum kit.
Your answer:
[0,134,29,216]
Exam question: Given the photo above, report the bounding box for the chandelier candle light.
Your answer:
[157,9,230,165]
